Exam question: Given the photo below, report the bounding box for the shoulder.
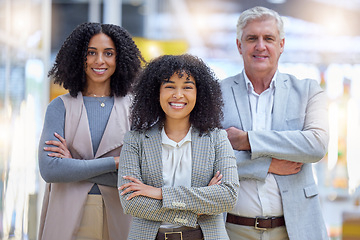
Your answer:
[115,94,132,105]
[124,128,156,142]
[278,72,323,94]
[220,73,242,87]
[46,96,65,113]
[279,72,320,87]
[195,128,227,143]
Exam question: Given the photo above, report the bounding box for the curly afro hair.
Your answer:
[131,54,223,135]
[48,22,144,97]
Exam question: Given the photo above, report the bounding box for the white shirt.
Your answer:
[161,127,192,228]
[229,71,284,217]
[161,127,192,188]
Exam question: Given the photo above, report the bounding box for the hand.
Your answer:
[208,171,222,186]
[119,176,162,200]
[269,158,303,175]
[225,127,251,151]
[44,132,72,158]
[114,156,119,169]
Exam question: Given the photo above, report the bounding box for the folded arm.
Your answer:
[38,98,117,184]
[226,81,329,180]
[118,130,238,226]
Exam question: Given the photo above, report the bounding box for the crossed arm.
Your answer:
[118,130,238,227]
[225,85,329,178]
[38,98,118,186]
[226,127,303,175]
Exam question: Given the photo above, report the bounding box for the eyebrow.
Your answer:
[87,47,115,50]
[163,80,195,85]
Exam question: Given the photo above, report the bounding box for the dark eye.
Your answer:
[105,52,114,57]
[87,51,96,56]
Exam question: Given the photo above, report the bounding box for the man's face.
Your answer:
[237,18,284,77]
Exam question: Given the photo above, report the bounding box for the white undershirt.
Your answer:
[161,127,192,228]
[229,71,284,218]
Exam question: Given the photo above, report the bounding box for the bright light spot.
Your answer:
[328,102,338,170]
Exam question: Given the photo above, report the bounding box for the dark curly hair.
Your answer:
[48,22,144,97]
[131,54,223,135]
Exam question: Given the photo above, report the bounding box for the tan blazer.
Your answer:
[39,92,132,240]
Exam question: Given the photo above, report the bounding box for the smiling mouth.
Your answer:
[92,68,107,73]
[170,102,186,108]
[253,55,268,59]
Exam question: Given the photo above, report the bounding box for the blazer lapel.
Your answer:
[272,73,290,131]
[143,127,164,188]
[68,93,94,159]
[232,72,252,131]
[191,128,209,187]
[95,96,131,158]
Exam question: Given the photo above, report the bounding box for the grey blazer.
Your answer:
[221,71,329,240]
[118,126,239,240]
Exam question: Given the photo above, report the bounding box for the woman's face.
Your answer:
[84,33,116,87]
[159,72,197,123]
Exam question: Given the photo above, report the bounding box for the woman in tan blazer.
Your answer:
[118,54,239,240]
[38,23,143,240]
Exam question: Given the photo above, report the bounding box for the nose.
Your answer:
[255,39,266,51]
[95,54,105,64]
[172,89,184,99]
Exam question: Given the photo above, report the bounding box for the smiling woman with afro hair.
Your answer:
[38,23,144,240]
[131,54,224,134]
[49,22,143,97]
[118,54,238,240]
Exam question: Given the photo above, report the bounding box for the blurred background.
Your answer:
[1,0,360,239]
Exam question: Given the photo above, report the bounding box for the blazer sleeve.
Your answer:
[118,131,199,228]
[161,129,238,215]
[248,80,329,163]
[118,129,238,227]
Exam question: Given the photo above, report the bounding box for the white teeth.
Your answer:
[93,68,106,73]
[170,103,185,107]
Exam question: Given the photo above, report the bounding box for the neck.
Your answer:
[245,70,276,94]
[164,118,191,143]
[83,88,111,97]
[83,82,111,96]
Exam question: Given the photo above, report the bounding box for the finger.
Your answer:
[45,140,63,147]
[44,146,65,154]
[119,182,136,192]
[126,190,144,200]
[122,176,142,184]
[54,132,67,146]
[47,152,64,158]
[120,187,133,195]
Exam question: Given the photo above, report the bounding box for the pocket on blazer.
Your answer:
[303,184,319,198]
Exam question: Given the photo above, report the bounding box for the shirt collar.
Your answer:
[243,70,278,93]
[161,126,192,148]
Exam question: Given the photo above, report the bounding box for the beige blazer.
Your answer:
[39,92,132,240]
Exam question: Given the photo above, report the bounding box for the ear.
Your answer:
[279,38,285,54]
[236,39,242,55]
